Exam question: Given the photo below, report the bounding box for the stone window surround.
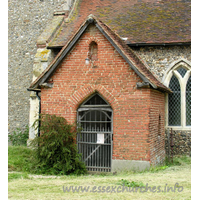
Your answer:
[162,59,191,130]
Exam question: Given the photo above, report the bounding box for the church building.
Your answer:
[28,0,191,172]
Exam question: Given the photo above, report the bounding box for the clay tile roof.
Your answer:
[29,15,171,93]
[48,0,191,47]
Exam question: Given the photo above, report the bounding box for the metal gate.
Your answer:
[77,93,113,172]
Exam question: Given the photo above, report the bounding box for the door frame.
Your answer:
[76,93,113,172]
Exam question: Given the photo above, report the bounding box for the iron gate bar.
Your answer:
[79,110,112,120]
[77,93,113,172]
[80,131,111,133]
[80,121,111,123]
[80,105,111,108]
[84,134,110,162]
[78,142,111,145]
[78,108,112,112]
[86,166,111,169]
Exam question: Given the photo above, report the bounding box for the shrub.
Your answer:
[8,125,29,146]
[30,114,87,175]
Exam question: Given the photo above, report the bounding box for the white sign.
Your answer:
[97,133,104,144]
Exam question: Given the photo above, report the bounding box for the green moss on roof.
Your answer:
[66,0,81,23]
[48,0,191,47]
[37,16,64,45]
[98,2,190,43]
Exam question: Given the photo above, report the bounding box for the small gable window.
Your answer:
[89,41,98,61]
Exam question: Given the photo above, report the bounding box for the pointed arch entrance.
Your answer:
[77,93,113,172]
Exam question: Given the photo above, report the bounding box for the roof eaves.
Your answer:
[127,42,191,47]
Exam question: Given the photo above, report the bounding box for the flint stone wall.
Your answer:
[8,0,74,133]
[165,129,191,156]
[132,45,191,80]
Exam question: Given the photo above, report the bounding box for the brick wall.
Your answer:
[41,24,166,163]
[149,90,166,165]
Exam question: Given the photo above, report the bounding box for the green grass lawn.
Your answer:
[8,146,191,200]
[8,146,33,172]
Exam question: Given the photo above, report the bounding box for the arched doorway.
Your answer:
[77,93,113,172]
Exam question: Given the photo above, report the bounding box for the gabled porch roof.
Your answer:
[28,15,171,93]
